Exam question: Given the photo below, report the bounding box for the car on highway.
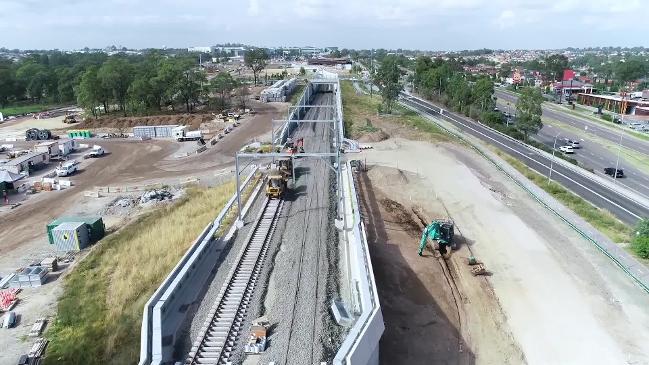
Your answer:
[559,145,574,154]
[570,141,580,148]
[604,167,624,178]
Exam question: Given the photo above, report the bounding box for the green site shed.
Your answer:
[47,216,105,246]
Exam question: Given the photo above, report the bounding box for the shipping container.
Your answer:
[47,216,105,245]
[52,221,90,251]
[133,125,179,138]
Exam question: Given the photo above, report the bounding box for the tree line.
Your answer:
[0,49,275,117]
[410,55,543,141]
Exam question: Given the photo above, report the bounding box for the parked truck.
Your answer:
[55,161,79,177]
[172,126,204,142]
[84,145,105,159]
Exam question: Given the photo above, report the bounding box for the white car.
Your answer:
[570,141,581,148]
[559,145,574,154]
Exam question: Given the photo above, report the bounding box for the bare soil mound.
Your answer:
[357,129,389,143]
[76,114,214,131]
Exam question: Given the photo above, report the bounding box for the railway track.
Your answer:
[186,197,284,365]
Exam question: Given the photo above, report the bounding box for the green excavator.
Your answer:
[418,219,455,256]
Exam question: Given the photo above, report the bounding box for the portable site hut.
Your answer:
[0,151,49,175]
[47,216,105,246]
[0,169,24,192]
[52,221,90,251]
[58,139,76,156]
[34,141,60,157]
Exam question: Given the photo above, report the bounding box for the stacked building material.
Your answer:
[9,267,48,288]
[0,289,18,310]
[260,78,298,102]
[133,125,179,139]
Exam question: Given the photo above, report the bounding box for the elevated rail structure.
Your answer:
[186,198,283,364]
[140,74,384,365]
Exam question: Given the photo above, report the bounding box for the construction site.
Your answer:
[2,69,649,365]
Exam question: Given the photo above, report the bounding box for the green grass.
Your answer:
[289,84,306,105]
[498,152,633,243]
[340,80,449,141]
[44,183,238,365]
[0,103,61,116]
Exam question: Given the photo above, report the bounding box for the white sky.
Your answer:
[0,0,645,50]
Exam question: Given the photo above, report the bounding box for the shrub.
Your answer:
[601,114,613,122]
[631,236,649,259]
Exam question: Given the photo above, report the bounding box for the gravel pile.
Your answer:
[101,187,184,216]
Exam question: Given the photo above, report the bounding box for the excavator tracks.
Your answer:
[186,198,283,365]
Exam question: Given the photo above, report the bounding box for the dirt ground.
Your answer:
[356,164,524,365]
[358,137,649,364]
[0,102,282,363]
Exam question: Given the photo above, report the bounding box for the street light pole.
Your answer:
[548,133,560,183]
[614,133,623,181]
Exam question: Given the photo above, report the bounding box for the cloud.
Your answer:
[247,0,260,16]
[0,0,647,50]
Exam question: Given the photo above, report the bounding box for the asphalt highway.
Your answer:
[494,99,649,198]
[400,93,649,225]
[495,89,649,156]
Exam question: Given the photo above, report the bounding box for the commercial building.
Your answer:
[187,46,214,53]
[578,93,649,115]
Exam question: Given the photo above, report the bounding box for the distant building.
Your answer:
[216,46,246,57]
[553,80,595,97]
[187,46,214,53]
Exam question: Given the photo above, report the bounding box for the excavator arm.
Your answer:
[418,221,441,256]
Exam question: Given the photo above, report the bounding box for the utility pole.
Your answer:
[369,49,374,99]
[548,133,560,183]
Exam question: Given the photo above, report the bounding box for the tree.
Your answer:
[244,48,269,86]
[0,60,15,107]
[515,87,544,140]
[375,55,402,113]
[299,66,306,76]
[236,82,250,109]
[177,69,206,112]
[210,72,236,108]
[544,54,569,82]
[97,57,133,115]
[473,77,495,111]
[77,67,101,118]
[616,59,647,83]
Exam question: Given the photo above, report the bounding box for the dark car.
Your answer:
[604,167,624,178]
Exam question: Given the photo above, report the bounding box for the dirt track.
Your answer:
[0,102,281,259]
[359,137,649,364]
[356,163,524,365]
